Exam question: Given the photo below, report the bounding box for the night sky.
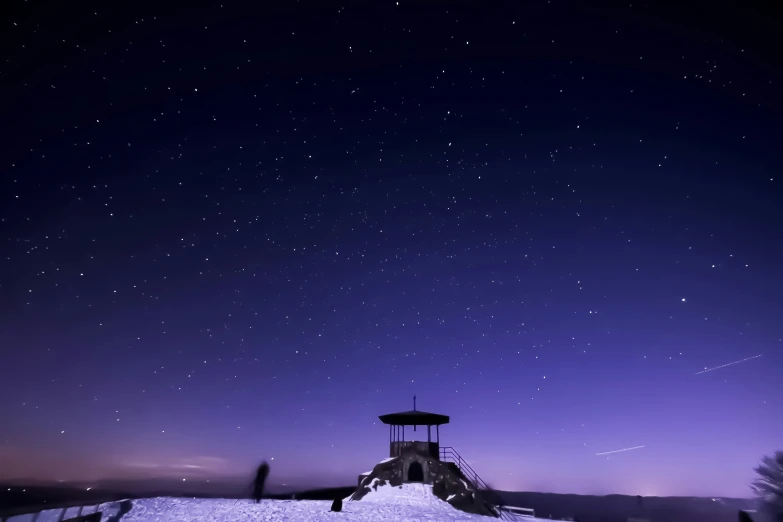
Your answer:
[1,0,781,499]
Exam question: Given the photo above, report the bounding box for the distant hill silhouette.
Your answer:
[494,491,756,522]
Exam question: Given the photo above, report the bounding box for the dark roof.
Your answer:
[378,410,450,426]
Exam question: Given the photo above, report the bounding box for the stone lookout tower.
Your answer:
[379,395,449,462]
[349,397,505,518]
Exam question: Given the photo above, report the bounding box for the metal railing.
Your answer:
[0,499,131,522]
[439,446,517,521]
[1,501,100,522]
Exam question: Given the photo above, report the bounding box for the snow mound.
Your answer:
[12,496,492,522]
[127,496,498,521]
[353,481,445,505]
[12,495,549,521]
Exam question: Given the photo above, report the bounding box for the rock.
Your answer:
[330,497,343,512]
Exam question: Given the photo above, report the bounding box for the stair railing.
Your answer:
[439,446,518,521]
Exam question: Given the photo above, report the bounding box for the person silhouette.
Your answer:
[253,461,270,503]
[330,497,343,512]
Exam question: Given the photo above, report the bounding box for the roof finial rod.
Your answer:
[413,395,417,411]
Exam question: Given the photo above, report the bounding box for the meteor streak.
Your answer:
[596,445,645,456]
[695,354,762,375]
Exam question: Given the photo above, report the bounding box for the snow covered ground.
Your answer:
[7,484,547,521]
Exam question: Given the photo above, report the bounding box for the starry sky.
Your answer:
[1,0,781,499]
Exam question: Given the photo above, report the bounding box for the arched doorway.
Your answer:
[407,461,424,482]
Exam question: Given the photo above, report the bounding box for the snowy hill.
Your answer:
[6,484,547,521]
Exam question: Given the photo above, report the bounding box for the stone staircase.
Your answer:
[439,446,519,521]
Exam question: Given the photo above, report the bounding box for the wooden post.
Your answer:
[427,425,431,443]
[436,424,439,442]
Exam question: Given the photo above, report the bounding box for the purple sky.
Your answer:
[1,0,781,499]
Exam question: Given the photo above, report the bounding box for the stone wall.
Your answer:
[350,450,497,517]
